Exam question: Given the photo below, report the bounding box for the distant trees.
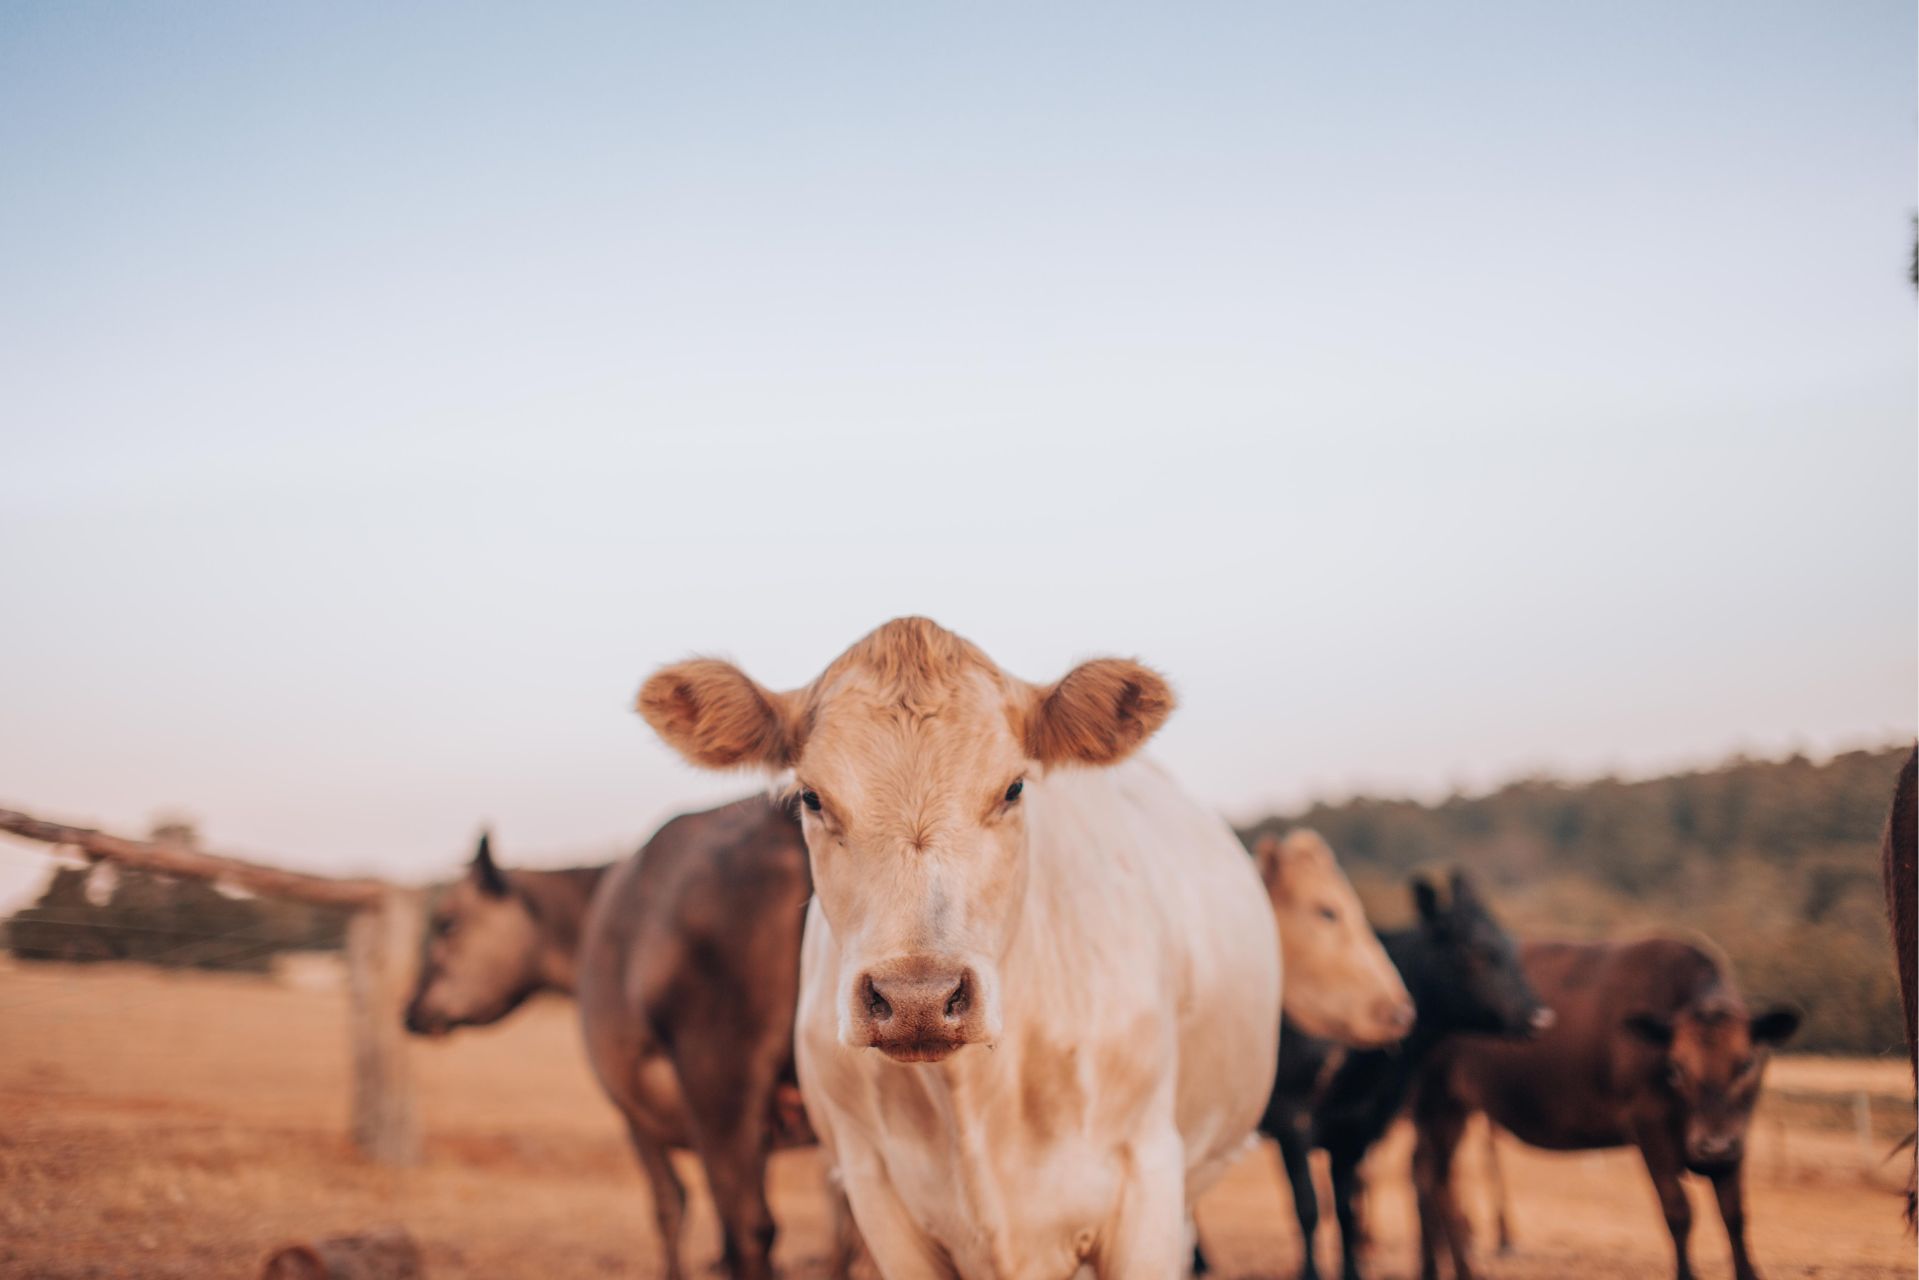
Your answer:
[6,820,348,971]
[1243,745,1912,1054]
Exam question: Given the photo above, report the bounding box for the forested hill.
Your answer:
[1242,743,1913,1054]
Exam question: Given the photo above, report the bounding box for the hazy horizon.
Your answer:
[3,3,1914,902]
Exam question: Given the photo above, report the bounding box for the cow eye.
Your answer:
[1316,905,1338,923]
[801,790,822,813]
[1004,779,1024,804]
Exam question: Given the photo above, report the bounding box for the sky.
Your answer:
[1,3,1913,901]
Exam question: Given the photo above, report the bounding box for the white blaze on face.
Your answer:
[634,617,1176,1065]
[795,671,1028,1054]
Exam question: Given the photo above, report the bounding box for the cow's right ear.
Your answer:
[1624,1012,1674,1047]
[1253,834,1285,892]
[1750,1005,1802,1045]
[637,659,800,771]
[471,831,508,898]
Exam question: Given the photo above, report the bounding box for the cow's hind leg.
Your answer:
[674,1035,782,1280]
[624,1118,688,1280]
[1484,1122,1513,1255]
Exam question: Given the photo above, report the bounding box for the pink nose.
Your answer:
[852,956,984,1061]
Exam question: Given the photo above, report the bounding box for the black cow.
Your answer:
[1258,869,1550,1280]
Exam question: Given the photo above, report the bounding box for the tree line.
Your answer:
[6,744,1910,1053]
[1242,743,1912,1054]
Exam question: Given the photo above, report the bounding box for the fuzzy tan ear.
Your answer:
[1025,658,1174,766]
[636,659,799,770]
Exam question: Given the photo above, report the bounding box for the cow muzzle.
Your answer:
[848,955,987,1063]
[402,996,450,1037]
[1685,1131,1744,1172]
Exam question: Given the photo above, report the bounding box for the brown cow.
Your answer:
[575,795,823,1280]
[406,801,841,1280]
[404,833,605,1034]
[1413,937,1799,1280]
[1884,744,1917,1225]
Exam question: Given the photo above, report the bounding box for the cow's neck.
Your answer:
[512,864,609,995]
[1381,928,1463,1060]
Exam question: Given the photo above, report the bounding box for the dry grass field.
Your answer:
[0,959,1912,1280]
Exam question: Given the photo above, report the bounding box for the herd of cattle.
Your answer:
[399,617,1872,1280]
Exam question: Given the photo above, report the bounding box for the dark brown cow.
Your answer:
[1884,745,1917,1225]
[1414,938,1798,1280]
[406,799,845,1280]
[575,795,822,1280]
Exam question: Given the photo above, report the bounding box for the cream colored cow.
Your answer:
[637,618,1280,1280]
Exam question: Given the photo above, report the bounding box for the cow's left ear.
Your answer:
[471,831,508,898]
[638,658,801,771]
[1749,1005,1801,1045]
[1252,834,1285,891]
[1025,659,1174,766]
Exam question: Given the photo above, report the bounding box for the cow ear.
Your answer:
[1749,1005,1801,1045]
[637,659,800,771]
[1025,659,1174,766]
[1624,1012,1674,1047]
[471,831,508,898]
[1412,875,1444,925]
[1252,834,1285,891]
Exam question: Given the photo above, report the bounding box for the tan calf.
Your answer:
[1256,831,1413,1049]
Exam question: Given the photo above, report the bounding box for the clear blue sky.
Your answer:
[1,3,1913,893]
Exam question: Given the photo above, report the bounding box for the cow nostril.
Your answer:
[944,974,971,1021]
[862,975,892,1020]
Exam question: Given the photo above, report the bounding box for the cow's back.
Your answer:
[577,796,811,1143]
[1431,938,1727,1150]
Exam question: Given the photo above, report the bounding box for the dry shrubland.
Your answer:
[1245,744,1912,1054]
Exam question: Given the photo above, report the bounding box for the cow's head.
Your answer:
[1256,831,1413,1047]
[1409,869,1553,1038]
[637,617,1173,1064]
[403,834,546,1036]
[1626,997,1799,1172]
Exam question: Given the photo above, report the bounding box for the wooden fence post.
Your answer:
[0,807,426,1165]
[346,888,423,1166]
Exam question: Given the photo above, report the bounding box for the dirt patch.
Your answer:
[0,962,1910,1279]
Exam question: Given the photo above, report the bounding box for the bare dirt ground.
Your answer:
[0,960,1912,1280]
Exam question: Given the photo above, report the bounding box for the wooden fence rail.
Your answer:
[0,805,420,1166]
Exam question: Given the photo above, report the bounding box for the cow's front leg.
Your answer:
[1096,1129,1187,1280]
[1709,1162,1762,1280]
[1637,1134,1695,1280]
[838,1158,959,1280]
